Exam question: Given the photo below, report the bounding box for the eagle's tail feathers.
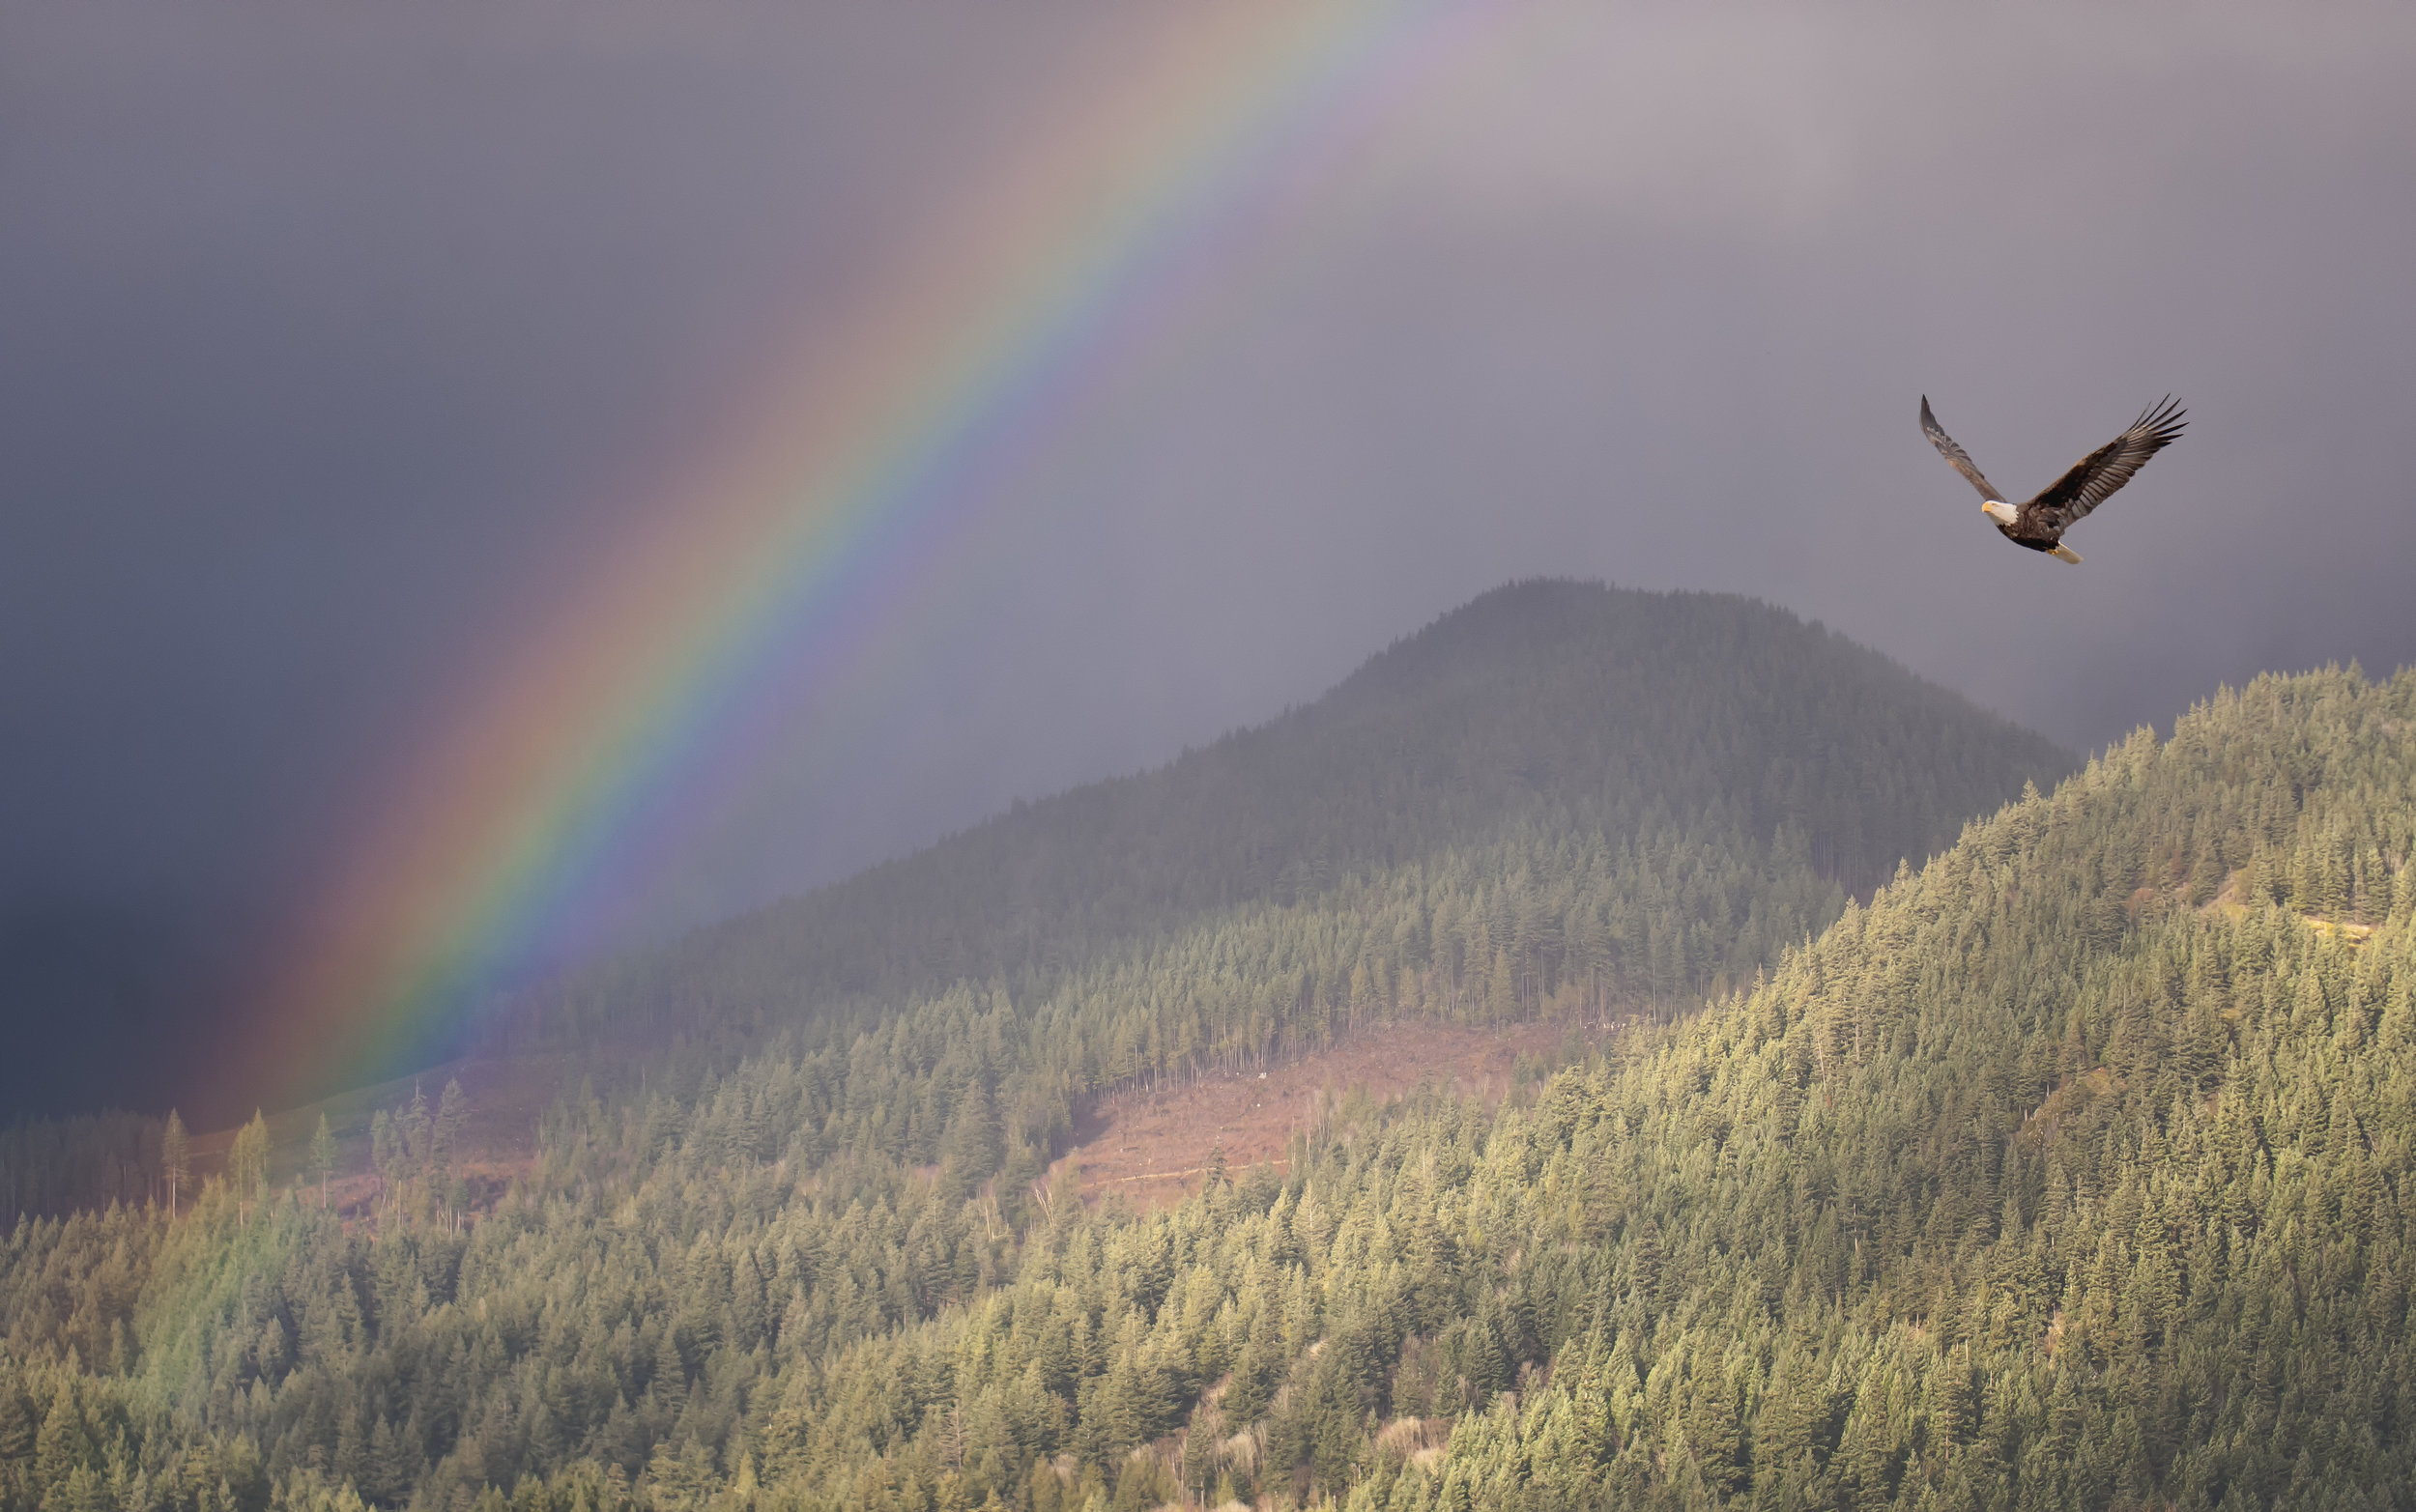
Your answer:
[2050,543,2083,564]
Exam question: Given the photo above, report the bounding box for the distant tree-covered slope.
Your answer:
[0,583,2064,1222]
[4,667,2408,1512]
[535,580,2068,1052]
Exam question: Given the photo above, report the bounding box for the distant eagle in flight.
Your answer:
[1920,395,2185,563]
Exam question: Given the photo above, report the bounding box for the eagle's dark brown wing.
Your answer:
[2022,396,2186,532]
[1920,396,2004,502]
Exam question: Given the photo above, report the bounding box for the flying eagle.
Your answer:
[1920,395,2185,563]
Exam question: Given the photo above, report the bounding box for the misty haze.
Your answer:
[2,4,2414,1510]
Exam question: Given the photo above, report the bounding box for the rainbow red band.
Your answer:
[238,0,1477,1108]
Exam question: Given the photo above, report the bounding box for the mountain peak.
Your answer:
[529,582,2070,1061]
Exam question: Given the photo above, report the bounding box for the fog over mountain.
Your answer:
[4,1,2414,1117]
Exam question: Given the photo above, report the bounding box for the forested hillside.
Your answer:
[532,581,2065,1054]
[9,583,2063,1226]
[3,666,2411,1512]
[461,582,2064,1191]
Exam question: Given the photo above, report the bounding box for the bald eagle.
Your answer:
[1920,395,2185,563]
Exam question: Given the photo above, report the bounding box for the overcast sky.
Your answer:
[6,1,2413,1121]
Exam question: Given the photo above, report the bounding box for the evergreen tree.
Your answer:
[160,1108,187,1218]
[226,1108,270,1220]
[311,1113,337,1211]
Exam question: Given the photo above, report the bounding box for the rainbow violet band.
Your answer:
[239,0,1476,1106]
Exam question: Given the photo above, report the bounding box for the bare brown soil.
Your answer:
[199,1018,1621,1223]
[1055,1019,1599,1210]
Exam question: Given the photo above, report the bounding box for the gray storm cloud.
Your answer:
[3,0,2412,1116]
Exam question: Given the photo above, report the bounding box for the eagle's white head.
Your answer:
[1980,499,2019,528]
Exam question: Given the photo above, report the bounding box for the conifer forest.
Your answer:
[6,585,2414,1512]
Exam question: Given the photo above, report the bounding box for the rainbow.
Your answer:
[244,0,1481,1103]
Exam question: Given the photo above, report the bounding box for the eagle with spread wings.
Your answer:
[1920,395,2186,563]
